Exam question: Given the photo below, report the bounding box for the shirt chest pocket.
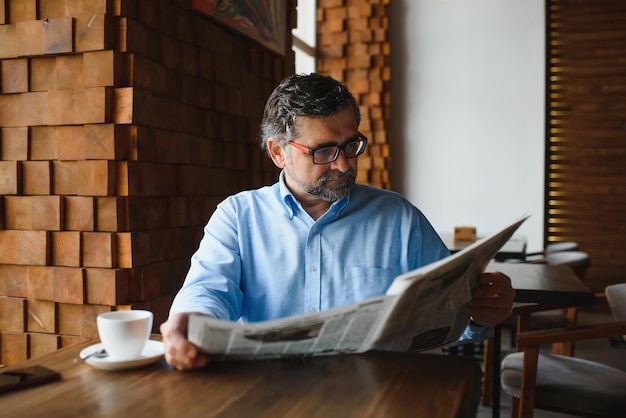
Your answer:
[344,266,400,304]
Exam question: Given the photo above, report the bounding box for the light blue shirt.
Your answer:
[170,171,491,344]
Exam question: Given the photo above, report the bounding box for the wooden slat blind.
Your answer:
[546,0,626,292]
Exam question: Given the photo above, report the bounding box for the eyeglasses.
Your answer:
[288,133,368,165]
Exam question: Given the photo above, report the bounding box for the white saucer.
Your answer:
[80,340,164,371]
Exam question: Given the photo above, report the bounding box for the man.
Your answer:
[161,73,515,370]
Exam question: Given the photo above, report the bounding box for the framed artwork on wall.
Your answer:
[191,0,287,55]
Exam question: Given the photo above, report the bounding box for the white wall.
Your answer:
[390,0,545,252]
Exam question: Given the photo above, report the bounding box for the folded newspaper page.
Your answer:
[187,215,528,360]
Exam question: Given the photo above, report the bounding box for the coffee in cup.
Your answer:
[97,310,153,361]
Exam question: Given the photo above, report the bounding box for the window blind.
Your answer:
[546,0,626,291]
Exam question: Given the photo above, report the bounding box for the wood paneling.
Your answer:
[546,0,626,292]
[0,0,295,364]
[316,0,391,189]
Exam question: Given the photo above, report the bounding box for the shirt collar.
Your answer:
[278,170,298,219]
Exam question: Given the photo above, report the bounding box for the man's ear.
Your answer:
[267,138,286,168]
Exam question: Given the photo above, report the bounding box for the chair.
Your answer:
[501,283,626,418]
[524,241,579,262]
[480,251,591,406]
[526,251,591,356]
[544,251,590,283]
[544,241,579,254]
[512,250,590,341]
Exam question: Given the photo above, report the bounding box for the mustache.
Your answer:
[319,168,357,183]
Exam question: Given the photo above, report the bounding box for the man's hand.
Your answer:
[160,312,210,370]
[468,272,515,327]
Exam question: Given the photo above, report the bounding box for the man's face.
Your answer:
[278,107,360,203]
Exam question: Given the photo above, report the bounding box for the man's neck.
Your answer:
[300,199,332,221]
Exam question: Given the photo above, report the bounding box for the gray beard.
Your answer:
[292,168,357,202]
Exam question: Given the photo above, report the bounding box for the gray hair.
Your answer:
[259,73,361,152]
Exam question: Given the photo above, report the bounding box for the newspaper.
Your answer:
[187,215,528,360]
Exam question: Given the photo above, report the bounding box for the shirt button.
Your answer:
[309,265,316,272]
[309,307,316,313]
[312,228,318,234]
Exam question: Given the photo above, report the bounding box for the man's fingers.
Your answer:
[474,272,515,300]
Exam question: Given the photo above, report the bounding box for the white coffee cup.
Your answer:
[97,310,153,361]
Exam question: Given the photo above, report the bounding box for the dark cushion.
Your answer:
[545,242,579,254]
[501,352,626,416]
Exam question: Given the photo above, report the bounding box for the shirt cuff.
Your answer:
[455,322,494,345]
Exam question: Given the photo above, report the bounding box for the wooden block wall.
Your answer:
[316,0,391,189]
[0,0,295,365]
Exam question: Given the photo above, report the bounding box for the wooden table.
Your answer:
[484,261,597,418]
[0,338,483,418]
[491,262,596,306]
[440,233,527,261]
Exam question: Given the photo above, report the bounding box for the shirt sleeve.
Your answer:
[169,200,244,320]
[406,208,451,270]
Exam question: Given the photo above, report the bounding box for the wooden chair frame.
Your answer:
[481,302,579,406]
[510,316,626,418]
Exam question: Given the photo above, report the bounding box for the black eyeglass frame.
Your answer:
[288,133,368,165]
